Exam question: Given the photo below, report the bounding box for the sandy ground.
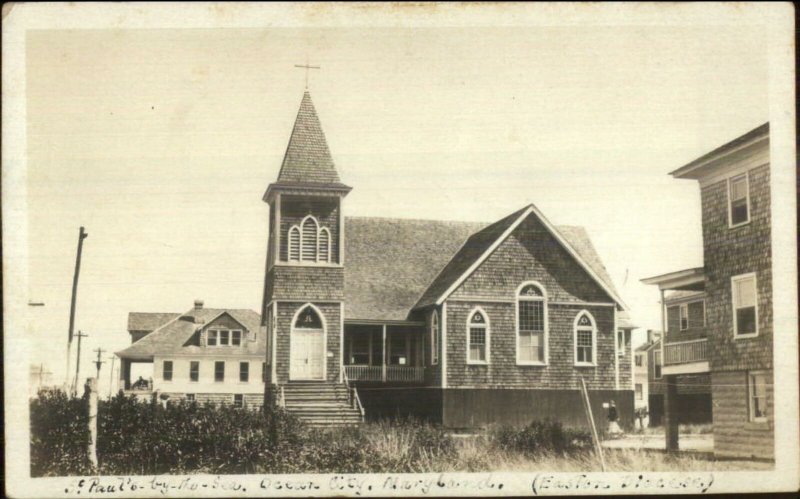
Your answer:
[602,433,713,453]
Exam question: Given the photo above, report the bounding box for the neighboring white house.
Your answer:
[116,300,265,407]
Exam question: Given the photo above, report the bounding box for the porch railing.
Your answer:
[664,339,708,365]
[344,365,425,383]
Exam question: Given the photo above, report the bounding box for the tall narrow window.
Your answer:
[288,226,301,261]
[207,330,217,347]
[231,330,242,346]
[467,309,489,364]
[679,304,689,330]
[653,347,662,379]
[729,174,750,226]
[239,362,249,382]
[635,384,643,401]
[431,311,439,365]
[189,361,199,382]
[749,372,768,422]
[517,283,546,364]
[214,361,225,382]
[635,354,643,367]
[301,216,318,261]
[732,273,758,337]
[162,360,173,381]
[574,312,596,365]
[318,227,331,263]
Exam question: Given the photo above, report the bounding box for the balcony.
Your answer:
[662,339,709,375]
[345,365,426,383]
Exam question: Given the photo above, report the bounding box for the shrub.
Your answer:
[30,388,93,476]
[490,419,592,458]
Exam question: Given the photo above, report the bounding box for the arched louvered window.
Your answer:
[301,216,318,262]
[318,228,331,263]
[288,226,301,261]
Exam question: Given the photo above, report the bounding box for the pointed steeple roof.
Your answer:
[276,91,342,184]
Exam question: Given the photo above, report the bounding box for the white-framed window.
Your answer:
[207,330,217,346]
[431,310,439,366]
[517,282,547,364]
[466,308,489,364]
[728,173,750,227]
[679,303,689,330]
[162,360,173,382]
[617,329,630,357]
[635,354,643,367]
[748,371,768,423]
[574,311,597,366]
[732,273,758,338]
[653,347,662,379]
[635,383,643,401]
[207,328,243,347]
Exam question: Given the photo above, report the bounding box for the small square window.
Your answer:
[186,393,195,402]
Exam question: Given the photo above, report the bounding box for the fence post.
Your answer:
[85,377,98,469]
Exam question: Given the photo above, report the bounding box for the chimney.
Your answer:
[194,299,204,310]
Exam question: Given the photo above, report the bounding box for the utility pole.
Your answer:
[72,331,89,395]
[108,355,116,398]
[65,227,88,388]
[93,347,105,381]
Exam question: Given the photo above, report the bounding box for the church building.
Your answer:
[261,90,635,428]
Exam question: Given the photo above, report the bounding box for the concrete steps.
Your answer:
[281,382,363,427]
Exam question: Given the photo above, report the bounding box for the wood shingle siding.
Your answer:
[711,370,774,459]
[266,266,344,302]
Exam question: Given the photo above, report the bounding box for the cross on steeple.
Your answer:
[294,59,320,89]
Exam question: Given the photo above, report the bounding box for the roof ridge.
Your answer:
[346,215,488,226]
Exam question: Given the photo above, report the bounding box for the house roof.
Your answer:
[670,122,769,180]
[411,205,626,311]
[116,307,262,360]
[665,290,706,303]
[275,91,342,185]
[635,338,661,353]
[618,311,638,330]
[127,312,181,332]
[343,208,625,321]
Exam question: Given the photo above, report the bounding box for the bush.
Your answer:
[30,388,94,476]
[490,419,592,458]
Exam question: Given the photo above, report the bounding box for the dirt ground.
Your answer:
[602,433,713,453]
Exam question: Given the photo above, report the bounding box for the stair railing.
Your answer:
[341,365,365,421]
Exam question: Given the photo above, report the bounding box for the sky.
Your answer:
[22,24,768,395]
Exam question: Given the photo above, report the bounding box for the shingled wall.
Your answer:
[274,301,342,384]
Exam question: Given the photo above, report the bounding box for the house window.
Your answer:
[232,330,242,346]
[467,309,489,364]
[262,362,267,382]
[214,361,225,382]
[189,361,199,382]
[239,362,249,382]
[517,283,547,364]
[207,330,217,346]
[574,312,596,365]
[431,311,439,365]
[288,226,301,261]
[635,383,643,401]
[749,372,768,422]
[732,273,758,337]
[219,329,230,346]
[233,394,244,408]
[729,173,750,226]
[635,354,643,367]
[679,304,689,330]
[617,329,630,356]
[186,393,195,402]
[301,216,318,262]
[653,348,662,379]
[162,360,173,381]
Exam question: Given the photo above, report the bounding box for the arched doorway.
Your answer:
[290,304,326,380]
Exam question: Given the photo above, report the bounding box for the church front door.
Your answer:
[290,328,325,380]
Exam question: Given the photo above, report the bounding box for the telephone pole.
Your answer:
[72,331,89,394]
[93,347,106,380]
[65,227,88,388]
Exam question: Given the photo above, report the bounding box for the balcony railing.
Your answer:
[664,339,708,365]
[344,365,425,383]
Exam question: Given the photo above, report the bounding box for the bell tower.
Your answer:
[262,91,351,387]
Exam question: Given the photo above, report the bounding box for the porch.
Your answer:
[343,323,427,384]
[663,338,709,375]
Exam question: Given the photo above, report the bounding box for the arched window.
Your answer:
[294,305,323,330]
[301,216,318,262]
[288,226,301,261]
[318,227,331,263]
[467,308,489,364]
[574,311,597,366]
[516,282,547,364]
[431,310,439,365]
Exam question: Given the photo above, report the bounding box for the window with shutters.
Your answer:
[728,173,750,227]
[467,308,489,364]
[286,215,334,264]
[517,282,547,364]
[574,312,596,366]
[301,216,318,261]
[732,273,758,338]
[319,228,331,262]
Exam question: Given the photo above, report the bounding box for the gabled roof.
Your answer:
[635,338,661,353]
[670,122,769,180]
[412,204,627,311]
[275,91,342,185]
[127,312,181,332]
[343,207,626,321]
[116,307,262,360]
[618,311,638,330]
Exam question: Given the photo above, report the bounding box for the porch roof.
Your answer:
[641,267,705,291]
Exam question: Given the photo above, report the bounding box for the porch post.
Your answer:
[664,374,679,451]
[382,325,387,382]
